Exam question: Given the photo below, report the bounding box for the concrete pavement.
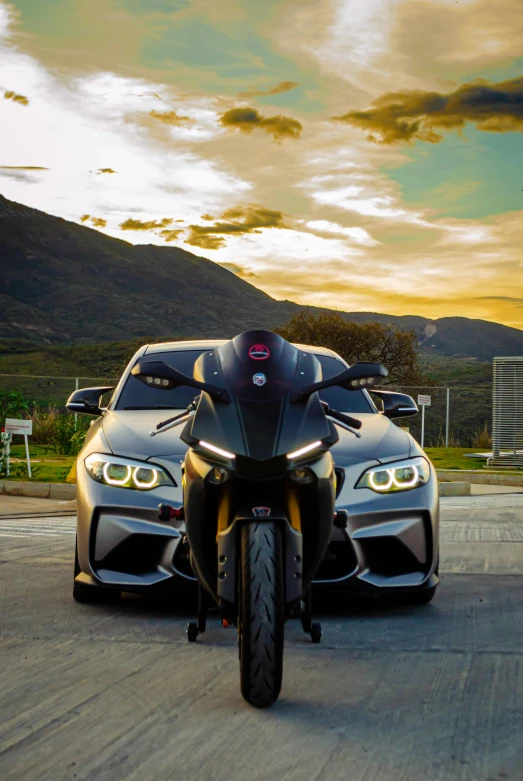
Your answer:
[1,494,523,780]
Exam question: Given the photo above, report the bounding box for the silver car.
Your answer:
[67,339,439,606]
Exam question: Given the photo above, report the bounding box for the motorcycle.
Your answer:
[132,330,387,707]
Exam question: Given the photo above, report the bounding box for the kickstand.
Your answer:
[187,583,207,642]
[300,589,323,644]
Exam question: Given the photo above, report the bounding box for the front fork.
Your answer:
[187,508,322,643]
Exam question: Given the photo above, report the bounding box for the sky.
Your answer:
[1,0,523,328]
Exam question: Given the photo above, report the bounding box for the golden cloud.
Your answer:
[238,81,299,99]
[79,214,107,228]
[186,204,286,250]
[149,110,195,126]
[333,76,523,144]
[0,165,48,170]
[3,90,29,106]
[219,107,302,142]
[159,228,183,242]
[220,262,260,278]
[120,217,173,230]
[93,168,117,174]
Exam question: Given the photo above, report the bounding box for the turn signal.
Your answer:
[207,467,230,485]
[289,467,315,484]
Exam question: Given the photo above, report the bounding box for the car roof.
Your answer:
[144,339,342,360]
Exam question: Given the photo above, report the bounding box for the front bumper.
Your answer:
[75,456,439,596]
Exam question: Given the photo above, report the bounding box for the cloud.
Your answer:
[79,214,107,227]
[219,262,260,278]
[186,204,287,250]
[219,107,302,142]
[149,110,195,127]
[333,76,523,145]
[3,89,28,105]
[159,228,183,242]
[93,168,117,174]
[119,217,173,230]
[478,296,523,307]
[0,165,48,170]
[238,81,299,99]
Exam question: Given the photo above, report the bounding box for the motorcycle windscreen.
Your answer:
[217,330,299,402]
[188,331,333,461]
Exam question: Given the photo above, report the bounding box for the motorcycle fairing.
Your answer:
[184,332,337,461]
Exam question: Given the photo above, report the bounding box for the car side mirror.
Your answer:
[66,386,115,416]
[370,390,418,419]
[131,361,229,403]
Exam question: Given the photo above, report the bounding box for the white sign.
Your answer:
[417,395,431,407]
[5,418,33,436]
[4,418,32,477]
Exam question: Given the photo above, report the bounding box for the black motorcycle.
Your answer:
[133,330,387,707]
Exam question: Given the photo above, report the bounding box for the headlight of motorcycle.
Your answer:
[84,453,174,490]
[356,457,430,493]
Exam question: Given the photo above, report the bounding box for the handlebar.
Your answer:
[321,403,362,430]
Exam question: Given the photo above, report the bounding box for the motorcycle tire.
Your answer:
[239,521,284,708]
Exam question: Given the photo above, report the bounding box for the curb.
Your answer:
[1,470,522,500]
[436,470,523,487]
[439,481,471,497]
[0,480,76,499]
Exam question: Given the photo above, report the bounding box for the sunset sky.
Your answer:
[1,0,523,327]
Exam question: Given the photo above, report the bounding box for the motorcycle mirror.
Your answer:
[337,362,389,390]
[131,361,229,402]
[292,362,388,402]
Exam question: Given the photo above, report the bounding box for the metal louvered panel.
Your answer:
[491,357,523,467]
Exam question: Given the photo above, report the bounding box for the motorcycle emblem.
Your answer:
[253,373,266,387]
[248,344,270,361]
[252,506,271,518]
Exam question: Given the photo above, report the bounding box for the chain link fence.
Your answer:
[376,384,492,448]
[0,373,492,449]
[0,373,117,407]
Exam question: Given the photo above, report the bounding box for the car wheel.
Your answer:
[73,538,121,604]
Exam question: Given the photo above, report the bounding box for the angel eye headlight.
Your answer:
[85,453,174,491]
[356,457,430,493]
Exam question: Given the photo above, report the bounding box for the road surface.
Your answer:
[1,493,523,781]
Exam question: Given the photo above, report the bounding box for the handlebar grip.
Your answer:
[328,409,362,430]
[156,407,191,430]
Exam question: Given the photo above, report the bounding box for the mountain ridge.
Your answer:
[0,193,521,361]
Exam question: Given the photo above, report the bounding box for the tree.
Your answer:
[275,311,424,385]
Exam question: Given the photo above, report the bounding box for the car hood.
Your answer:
[331,413,411,465]
[102,409,188,459]
[102,409,411,465]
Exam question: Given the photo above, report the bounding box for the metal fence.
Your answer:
[379,385,492,449]
[492,357,523,467]
[0,372,494,449]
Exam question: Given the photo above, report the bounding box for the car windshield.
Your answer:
[115,349,375,413]
[116,350,207,410]
[315,355,375,413]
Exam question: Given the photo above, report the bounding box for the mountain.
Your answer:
[1,193,522,361]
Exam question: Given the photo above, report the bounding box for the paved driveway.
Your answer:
[1,494,523,781]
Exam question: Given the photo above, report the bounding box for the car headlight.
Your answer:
[84,453,174,490]
[356,457,430,493]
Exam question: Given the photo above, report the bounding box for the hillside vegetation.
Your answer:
[2,193,523,360]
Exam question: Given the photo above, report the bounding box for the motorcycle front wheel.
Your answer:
[239,521,285,708]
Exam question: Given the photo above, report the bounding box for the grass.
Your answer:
[3,443,75,483]
[425,447,488,470]
[2,443,518,484]
[425,447,522,472]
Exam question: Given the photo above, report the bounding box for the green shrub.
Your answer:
[0,391,31,421]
